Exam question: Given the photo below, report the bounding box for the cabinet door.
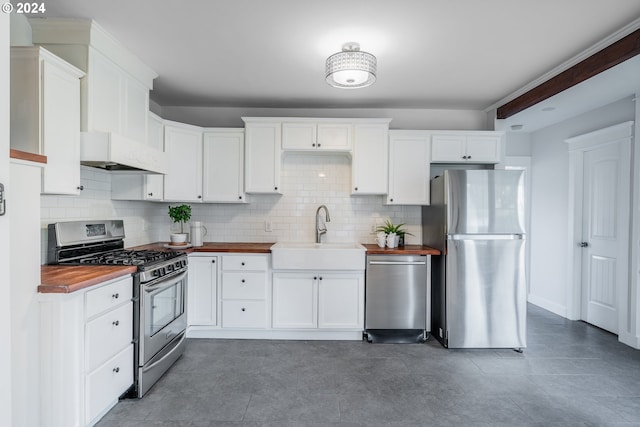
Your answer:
[351,123,388,195]
[147,112,164,151]
[431,134,466,162]
[244,122,281,193]
[41,59,82,194]
[163,124,203,202]
[145,175,164,201]
[187,256,218,326]
[282,122,316,150]
[203,130,245,202]
[272,273,317,329]
[318,273,363,329]
[465,134,502,163]
[317,123,352,151]
[87,49,122,134]
[388,132,430,205]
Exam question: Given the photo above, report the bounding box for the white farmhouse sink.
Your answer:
[271,242,366,270]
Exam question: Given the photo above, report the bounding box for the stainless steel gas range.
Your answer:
[48,219,188,398]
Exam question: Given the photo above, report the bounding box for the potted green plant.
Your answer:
[376,219,413,247]
[168,204,191,244]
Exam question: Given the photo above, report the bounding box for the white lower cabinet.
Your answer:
[272,272,364,330]
[40,275,134,427]
[221,255,269,328]
[187,255,218,326]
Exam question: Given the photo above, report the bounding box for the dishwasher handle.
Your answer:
[368,260,426,266]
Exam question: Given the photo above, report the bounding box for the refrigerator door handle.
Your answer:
[448,234,524,240]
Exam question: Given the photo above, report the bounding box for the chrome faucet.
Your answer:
[315,205,331,243]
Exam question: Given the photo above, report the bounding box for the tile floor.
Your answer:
[97,304,640,426]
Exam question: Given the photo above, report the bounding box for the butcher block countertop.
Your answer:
[40,265,137,294]
[131,242,275,253]
[40,242,439,294]
[362,244,441,255]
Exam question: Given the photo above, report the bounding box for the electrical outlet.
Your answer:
[265,220,273,232]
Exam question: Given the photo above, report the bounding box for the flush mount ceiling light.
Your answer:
[325,42,376,89]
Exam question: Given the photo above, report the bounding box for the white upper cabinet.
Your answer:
[243,119,282,194]
[282,120,352,151]
[163,121,203,202]
[30,19,157,144]
[202,129,246,203]
[10,47,85,195]
[431,131,504,163]
[387,130,431,205]
[351,121,390,195]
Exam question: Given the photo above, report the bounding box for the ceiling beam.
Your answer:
[496,28,640,120]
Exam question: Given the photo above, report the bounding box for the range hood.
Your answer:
[81,131,168,174]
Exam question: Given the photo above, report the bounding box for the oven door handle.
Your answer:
[141,332,186,373]
[143,270,188,294]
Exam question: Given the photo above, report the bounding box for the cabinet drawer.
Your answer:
[85,277,132,319]
[85,344,133,424]
[222,255,267,271]
[222,300,266,328]
[86,302,133,372]
[222,272,266,299]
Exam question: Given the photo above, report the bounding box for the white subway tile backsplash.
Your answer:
[41,156,422,261]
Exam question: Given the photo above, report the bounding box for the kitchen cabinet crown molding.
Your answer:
[29,18,157,88]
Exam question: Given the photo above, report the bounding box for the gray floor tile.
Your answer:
[98,304,640,425]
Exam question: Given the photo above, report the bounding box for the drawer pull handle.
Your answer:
[112,320,120,326]
[113,367,120,373]
[112,293,119,299]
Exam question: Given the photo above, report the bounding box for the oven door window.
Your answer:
[147,278,185,336]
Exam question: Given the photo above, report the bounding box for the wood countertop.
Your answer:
[362,244,441,255]
[39,242,438,294]
[130,242,275,253]
[40,265,137,294]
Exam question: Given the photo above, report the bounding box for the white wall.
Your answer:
[529,96,635,316]
[0,12,13,427]
[158,106,489,130]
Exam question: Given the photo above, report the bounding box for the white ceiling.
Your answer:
[30,0,640,117]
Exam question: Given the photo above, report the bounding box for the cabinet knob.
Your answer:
[389,198,394,203]
[241,279,246,283]
[354,187,358,191]
[112,320,120,326]
[462,155,468,159]
[313,276,317,280]
[113,367,120,373]
[274,186,278,191]
[241,262,245,266]
[241,307,246,312]
[77,185,84,191]
[112,293,119,299]
[148,192,153,196]
[198,195,202,199]
[312,143,316,147]
[319,276,323,280]
[317,143,321,147]
[239,195,242,200]
[212,259,216,263]
[467,155,471,159]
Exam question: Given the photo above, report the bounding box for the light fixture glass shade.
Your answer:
[325,43,376,89]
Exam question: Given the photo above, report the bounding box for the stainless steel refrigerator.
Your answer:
[422,169,526,349]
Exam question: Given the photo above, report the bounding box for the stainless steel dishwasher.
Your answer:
[365,254,430,343]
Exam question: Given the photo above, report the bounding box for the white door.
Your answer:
[580,141,630,334]
[187,256,218,326]
[272,273,316,329]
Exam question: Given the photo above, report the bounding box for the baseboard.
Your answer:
[186,326,364,341]
[528,294,567,318]
[618,331,640,349]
